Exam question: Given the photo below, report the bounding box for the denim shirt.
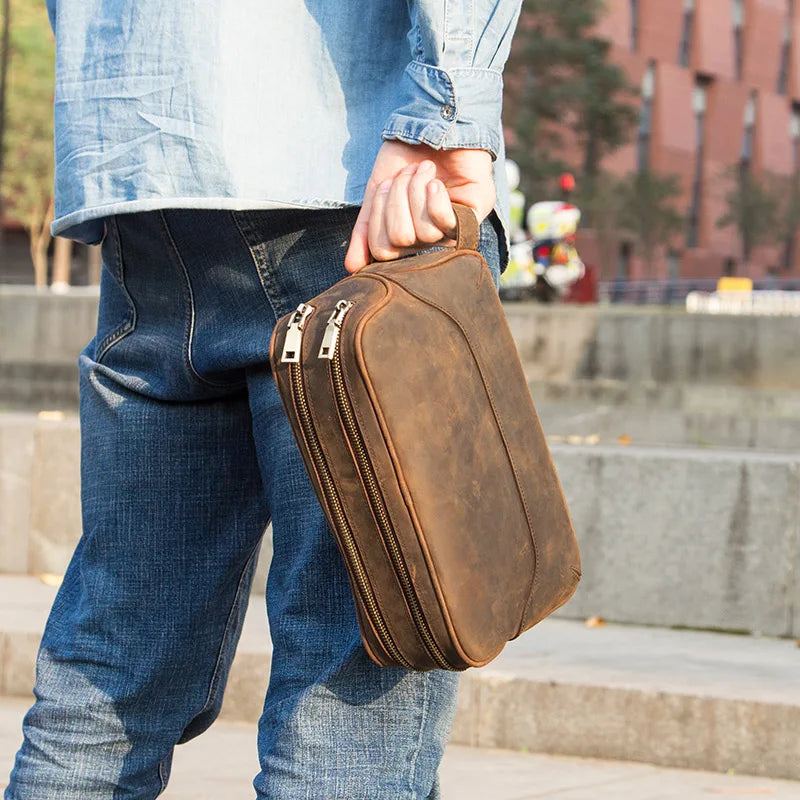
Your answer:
[47,1,521,247]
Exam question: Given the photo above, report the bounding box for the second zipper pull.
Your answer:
[318,300,354,359]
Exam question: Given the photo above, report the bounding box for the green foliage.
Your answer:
[716,167,779,263]
[1,0,54,233]
[617,169,684,276]
[777,172,800,267]
[505,0,637,200]
[573,171,624,274]
[575,169,683,276]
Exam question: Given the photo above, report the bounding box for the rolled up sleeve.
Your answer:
[382,0,522,160]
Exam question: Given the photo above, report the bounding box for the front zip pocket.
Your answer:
[323,301,455,671]
[282,303,411,668]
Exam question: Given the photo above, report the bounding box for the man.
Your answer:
[6,1,522,797]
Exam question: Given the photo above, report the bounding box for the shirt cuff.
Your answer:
[382,61,503,160]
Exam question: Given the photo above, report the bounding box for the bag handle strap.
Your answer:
[451,203,480,251]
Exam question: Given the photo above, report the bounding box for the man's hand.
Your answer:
[344,141,495,273]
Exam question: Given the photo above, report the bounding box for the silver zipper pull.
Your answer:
[281,303,315,363]
[318,300,354,359]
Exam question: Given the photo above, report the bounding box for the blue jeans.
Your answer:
[6,207,501,799]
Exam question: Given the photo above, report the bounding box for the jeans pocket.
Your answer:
[95,217,136,363]
[479,212,504,289]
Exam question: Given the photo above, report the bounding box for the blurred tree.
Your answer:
[51,235,72,291]
[0,0,11,246]
[0,0,54,285]
[574,171,624,278]
[778,171,800,270]
[505,0,637,201]
[617,170,684,278]
[717,167,779,267]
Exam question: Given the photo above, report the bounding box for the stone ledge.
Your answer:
[2,577,797,781]
[5,289,800,408]
[3,413,798,636]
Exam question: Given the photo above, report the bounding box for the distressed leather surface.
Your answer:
[269,214,580,671]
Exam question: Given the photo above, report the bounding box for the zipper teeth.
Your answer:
[288,362,411,669]
[330,350,454,671]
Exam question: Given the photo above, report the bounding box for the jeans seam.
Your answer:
[406,672,431,799]
[231,211,284,321]
[157,757,169,795]
[189,538,262,725]
[96,217,138,364]
[157,210,240,389]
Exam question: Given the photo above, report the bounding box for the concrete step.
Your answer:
[5,411,799,637]
[552,442,800,638]
[2,575,798,782]
[535,381,800,451]
[2,696,799,800]
[503,301,800,391]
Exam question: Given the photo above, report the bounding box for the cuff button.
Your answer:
[440,104,456,121]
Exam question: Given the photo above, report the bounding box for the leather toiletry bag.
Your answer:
[269,204,581,671]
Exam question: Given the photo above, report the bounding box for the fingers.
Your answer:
[425,179,458,241]
[367,178,398,262]
[347,161,463,271]
[409,161,444,243]
[384,166,417,249]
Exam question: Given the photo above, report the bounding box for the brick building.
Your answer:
[563,0,800,279]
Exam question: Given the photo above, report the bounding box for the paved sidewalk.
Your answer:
[1,697,798,799]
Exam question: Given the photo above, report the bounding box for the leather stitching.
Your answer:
[340,281,440,669]
[353,274,494,668]
[323,357,417,667]
[279,319,408,666]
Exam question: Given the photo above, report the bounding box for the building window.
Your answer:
[637,63,656,172]
[733,0,745,80]
[618,241,633,279]
[784,104,800,269]
[679,0,696,67]
[687,78,710,248]
[778,2,793,94]
[666,250,681,279]
[741,92,757,171]
[630,0,640,51]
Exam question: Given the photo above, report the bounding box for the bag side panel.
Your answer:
[357,281,534,664]
[301,280,440,669]
[270,298,424,667]
[339,278,475,669]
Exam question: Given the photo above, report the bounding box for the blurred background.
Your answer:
[0,1,799,798]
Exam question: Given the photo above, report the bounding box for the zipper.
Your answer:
[282,303,411,668]
[324,302,454,671]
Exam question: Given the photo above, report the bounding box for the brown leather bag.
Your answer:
[269,205,581,671]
